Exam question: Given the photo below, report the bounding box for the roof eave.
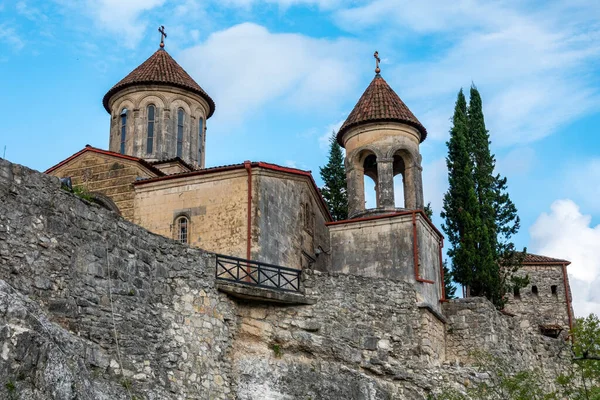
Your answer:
[336,118,428,147]
[102,82,216,118]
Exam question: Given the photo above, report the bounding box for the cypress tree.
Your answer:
[443,86,525,307]
[467,85,523,306]
[443,260,457,299]
[319,132,348,221]
[441,89,480,294]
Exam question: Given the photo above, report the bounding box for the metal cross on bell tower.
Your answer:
[159,26,167,48]
[374,51,381,74]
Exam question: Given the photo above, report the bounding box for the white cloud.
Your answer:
[0,24,25,50]
[318,119,344,151]
[220,0,341,10]
[57,0,166,49]
[564,158,600,214]
[16,1,47,21]
[337,0,600,146]
[530,199,600,317]
[178,23,363,124]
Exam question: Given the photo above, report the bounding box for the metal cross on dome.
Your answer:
[159,26,167,48]
[374,51,381,74]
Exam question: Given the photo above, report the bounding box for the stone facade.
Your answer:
[328,212,443,313]
[46,147,161,221]
[504,262,574,335]
[133,163,330,271]
[107,85,209,168]
[0,159,574,399]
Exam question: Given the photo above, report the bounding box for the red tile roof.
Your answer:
[337,74,426,146]
[523,253,570,265]
[102,49,215,118]
[44,145,165,177]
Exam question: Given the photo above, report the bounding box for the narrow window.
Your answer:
[198,118,204,161]
[514,287,520,299]
[147,105,155,154]
[532,285,538,296]
[176,216,188,244]
[551,285,558,296]
[177,108,184,158]
[120,108,128,154]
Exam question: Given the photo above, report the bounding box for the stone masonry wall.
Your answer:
[0,159,574,399]
[0,159,237,399]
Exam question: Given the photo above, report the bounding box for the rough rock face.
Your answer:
[0,158,572,399]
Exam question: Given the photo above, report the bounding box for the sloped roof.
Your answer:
[523,253,570,265]
[102,49,215,118]
[337,74,427,146]
[44,145,165,177]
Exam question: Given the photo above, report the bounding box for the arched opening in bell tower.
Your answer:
[363,153,379,208]
[392,150,414,209]
[393,154,405,208]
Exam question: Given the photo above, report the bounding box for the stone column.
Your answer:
[376,157,395,210]
[346,166,365,218]
[404,161,424,210]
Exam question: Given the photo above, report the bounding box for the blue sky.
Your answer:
[1,0,599,316]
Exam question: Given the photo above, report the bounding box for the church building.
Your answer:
[45,34,573,334]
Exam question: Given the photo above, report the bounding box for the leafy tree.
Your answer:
[319,131,348,221]
[442,86,524,308]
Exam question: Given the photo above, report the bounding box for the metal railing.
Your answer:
[215,254,301,293]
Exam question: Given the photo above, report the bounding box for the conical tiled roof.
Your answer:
[337,74,426,145]
[102,49,215,118]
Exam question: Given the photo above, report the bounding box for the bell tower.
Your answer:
[337,52,427,219]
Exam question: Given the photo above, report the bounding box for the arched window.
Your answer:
[363,153,378,208]
[177,108,185,158]
[175,216,189,243]
[146,105,155,154]
[198,118,204,160]
[532,285,538,296]
[120,108,128,154]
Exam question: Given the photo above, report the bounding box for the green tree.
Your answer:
[320,131,348,221]
[441,89,481,299]
[442,86,524,308]
[443,260,457,299]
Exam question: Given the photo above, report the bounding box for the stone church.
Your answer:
[45,38,573,338]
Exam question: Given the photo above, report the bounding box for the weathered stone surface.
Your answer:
[0,159,574,399]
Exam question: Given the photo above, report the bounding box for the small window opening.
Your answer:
[147,105,155,154]
[532,285,538,296]
[177,108,185,158]
[176,216,188,244]
[513,287,520,299]
[551,285,558,296]
[120,108,128,154]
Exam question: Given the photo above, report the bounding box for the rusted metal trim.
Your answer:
[412,211,434,285]
[45,145,165,176]
[244,161,252,261]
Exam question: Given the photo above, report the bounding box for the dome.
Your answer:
[337,74,426,146]
[102,48,215,118]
